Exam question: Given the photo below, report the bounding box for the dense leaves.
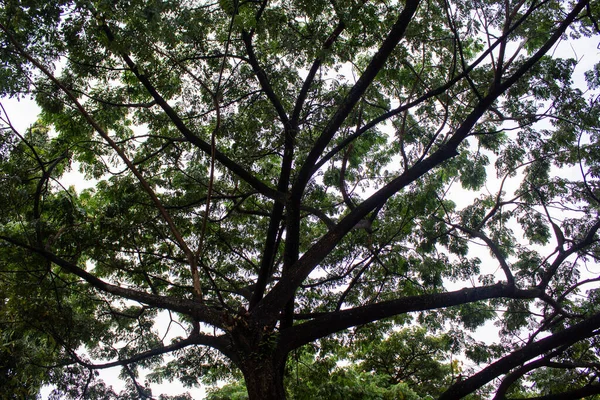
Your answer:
[1,0,600,399]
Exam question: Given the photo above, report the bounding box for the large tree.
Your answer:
[1,0,600,398]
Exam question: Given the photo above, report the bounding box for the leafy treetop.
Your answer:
[0,0,600,399]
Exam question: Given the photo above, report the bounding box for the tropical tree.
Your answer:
[208,325,458,399]
[1,0,600,398]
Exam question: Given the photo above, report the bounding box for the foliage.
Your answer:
[1,0,600,398]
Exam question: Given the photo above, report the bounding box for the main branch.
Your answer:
[281,284,536,351]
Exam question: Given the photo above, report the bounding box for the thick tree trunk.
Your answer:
[242,358,286,400]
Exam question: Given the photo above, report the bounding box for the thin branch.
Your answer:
[194,1,238,303]
[443,219,515,286]
[294,0,421,198]
[0,22,195,272]
[340,143,357,210]
[538,218,600,291]
[95,22,284,203]
[71,333,228,370]
[512,384,600,400]
[311,0,547,174]
[123,364,152,399]
[291,20,346,125]
[241,30,290,126]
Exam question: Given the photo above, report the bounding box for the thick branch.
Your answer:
[493,348,564,400]
[439,312,600,399]
[250,103,298,309]
[281,284,537,352]
[250,200,286,309]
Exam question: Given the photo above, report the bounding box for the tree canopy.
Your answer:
[1,0,600,398]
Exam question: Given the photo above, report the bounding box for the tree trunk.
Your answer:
[242,357,287,400]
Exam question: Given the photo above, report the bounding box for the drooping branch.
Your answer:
[194,4,239,304]
[0,22,196,267]
[537,218,600,291]
[0,235,225,328]
[443,220,515,286]
[32,152,68,244]
[68,332,232,370]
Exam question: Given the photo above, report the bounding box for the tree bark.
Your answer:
[241,357,287,400]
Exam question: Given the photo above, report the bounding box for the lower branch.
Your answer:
[439,312,600,399]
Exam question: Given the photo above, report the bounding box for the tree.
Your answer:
[208,326,457,399]
[0,0,599,398]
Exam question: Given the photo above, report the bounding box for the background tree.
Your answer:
[1,0,600,399]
